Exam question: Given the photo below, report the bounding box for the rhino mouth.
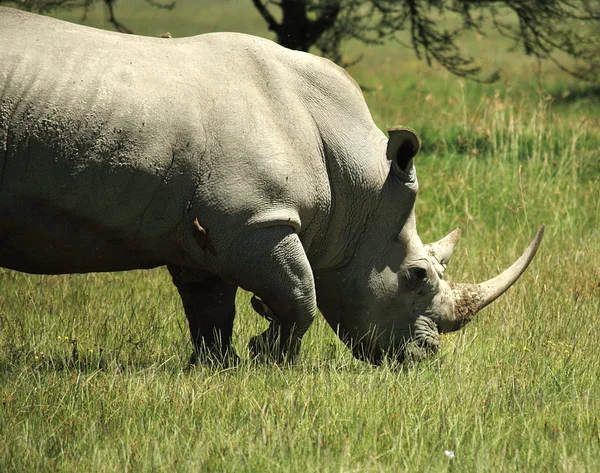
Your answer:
[346,316,440,365]
[400,316,440,362]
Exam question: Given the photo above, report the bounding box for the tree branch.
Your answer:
[104,0,133,34]
[251,0,280,32]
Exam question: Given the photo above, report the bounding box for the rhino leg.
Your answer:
[167,266,238,366]
[248,320,303,363]
[221,227,316,363]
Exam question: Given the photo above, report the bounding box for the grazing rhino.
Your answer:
[0,7,544,364]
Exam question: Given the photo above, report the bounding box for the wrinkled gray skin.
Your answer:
[0,8,544,364]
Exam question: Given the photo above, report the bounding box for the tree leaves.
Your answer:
[252,0,600,81]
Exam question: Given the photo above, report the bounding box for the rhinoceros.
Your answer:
[0,7,544,364]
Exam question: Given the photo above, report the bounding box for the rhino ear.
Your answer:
[387,128,420,175]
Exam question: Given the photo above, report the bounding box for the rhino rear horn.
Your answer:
[425,228,461,277]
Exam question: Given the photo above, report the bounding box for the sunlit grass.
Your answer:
[1,1,599,472]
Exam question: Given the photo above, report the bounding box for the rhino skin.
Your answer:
[0,7,544,364]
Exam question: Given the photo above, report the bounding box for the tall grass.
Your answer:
[1,1,599,472]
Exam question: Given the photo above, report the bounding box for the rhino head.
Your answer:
[314,128,544,364]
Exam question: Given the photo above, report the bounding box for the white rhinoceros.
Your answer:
[0,7,544,364]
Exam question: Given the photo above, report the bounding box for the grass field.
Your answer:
[1,1,599,471]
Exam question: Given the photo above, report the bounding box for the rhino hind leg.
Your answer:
[167,267,238,366]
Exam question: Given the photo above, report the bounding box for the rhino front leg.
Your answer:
[223,226,316,363]
[248,295,302,362]
[167,267,239,366]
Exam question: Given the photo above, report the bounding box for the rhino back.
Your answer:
[0,8,382,274]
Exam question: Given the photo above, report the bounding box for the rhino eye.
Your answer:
[410,267,428,281]
[406,266,429,289]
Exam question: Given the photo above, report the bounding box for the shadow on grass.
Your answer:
[0,347,439,377]
[0,345,194,376]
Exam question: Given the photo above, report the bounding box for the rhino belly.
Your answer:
[0,195,166,274]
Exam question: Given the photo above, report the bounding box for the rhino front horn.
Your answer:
[440,225,545,333]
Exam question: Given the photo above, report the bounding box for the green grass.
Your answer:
[1,1,599,471]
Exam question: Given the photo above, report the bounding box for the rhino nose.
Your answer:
[413,316,440,347]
